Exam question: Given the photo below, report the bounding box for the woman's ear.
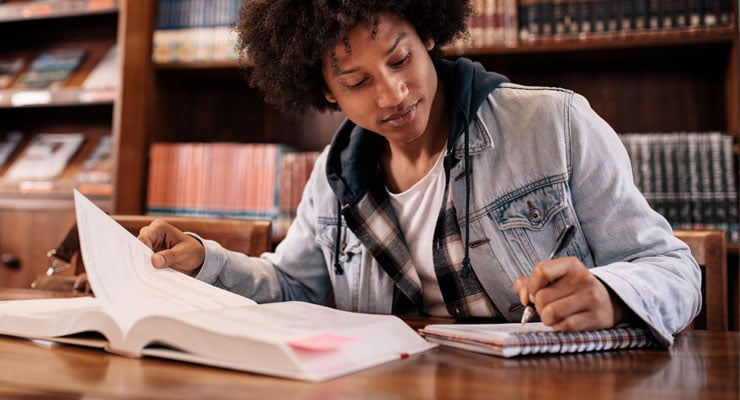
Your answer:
[425,38,435,51]
[324,89,337,104]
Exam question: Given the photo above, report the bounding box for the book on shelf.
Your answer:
[13,48,87,89]
[515,0,734,42]
[81,45,118,90]
[0,54,26,89]
[0,190,435,382]
[418,322,660,358]
[619,132,739,243]
[3,132,85,183]
[76,133,113,194]
[152,0,241,63]
[0,131,22,169]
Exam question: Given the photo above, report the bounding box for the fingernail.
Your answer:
[153,254,165,267]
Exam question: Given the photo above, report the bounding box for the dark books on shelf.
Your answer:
[418,322,660,358]
[619,132,739,243]
[516,0,734,43]
[14,48,87,89]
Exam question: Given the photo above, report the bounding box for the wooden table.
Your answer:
[0,290,738,399]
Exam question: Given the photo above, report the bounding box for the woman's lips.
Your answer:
[383,102,418,127]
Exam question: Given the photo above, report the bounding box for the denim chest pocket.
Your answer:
[493,184,566,229]
[490,183,572,272]
[316,221,364,270]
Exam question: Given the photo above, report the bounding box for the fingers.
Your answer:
[149,239,205,273]
[138,219,205,274]
[525,256,577,294]
[517,257,618,331]
[138,219,179,251]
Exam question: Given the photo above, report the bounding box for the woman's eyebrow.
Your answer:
[333,31,409,77]
[383,32,407,57]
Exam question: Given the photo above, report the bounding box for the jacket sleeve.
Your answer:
[193,150,333,305]
[566,92,702,346]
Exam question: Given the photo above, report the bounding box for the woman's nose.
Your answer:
[376,73,408,108]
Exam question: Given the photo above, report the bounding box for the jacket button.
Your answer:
[529,209,541,221]
[527,200,542,222]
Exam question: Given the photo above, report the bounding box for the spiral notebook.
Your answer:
[418,322,660,358]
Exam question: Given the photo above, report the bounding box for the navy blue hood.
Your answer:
[326,57,508,206]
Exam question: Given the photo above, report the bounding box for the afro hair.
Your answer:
[237,0,472,115]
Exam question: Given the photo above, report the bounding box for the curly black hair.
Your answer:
[237,0,472,115]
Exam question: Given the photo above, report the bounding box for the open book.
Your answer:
[0,190,435,381]
[418,322,659,358]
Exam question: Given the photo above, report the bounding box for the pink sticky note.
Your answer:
[287,333,359,351]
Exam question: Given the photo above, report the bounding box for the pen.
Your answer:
[520,224,576,325]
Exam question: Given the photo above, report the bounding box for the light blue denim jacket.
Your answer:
[195,59,701,346]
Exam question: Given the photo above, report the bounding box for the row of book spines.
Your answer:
[462,0,519,48]
[518,0,734,41]
[146,142,318,237]
[152,27,239,63]
[156,0,240,30]
[619,132,739,243]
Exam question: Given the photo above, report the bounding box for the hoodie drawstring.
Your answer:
[461,109,471,270]
[334,200,344,275]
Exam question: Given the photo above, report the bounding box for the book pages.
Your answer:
[73,189,256,332]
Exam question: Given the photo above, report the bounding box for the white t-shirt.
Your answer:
[386,150,449,316]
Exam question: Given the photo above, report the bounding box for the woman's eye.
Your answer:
[347,79,367,89]
[391,53,411,67]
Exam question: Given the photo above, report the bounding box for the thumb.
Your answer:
[151,252,168,268]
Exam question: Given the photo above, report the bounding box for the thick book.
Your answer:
[0,190,435,382]
[418,322,660,358]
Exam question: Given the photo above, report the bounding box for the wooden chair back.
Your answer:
[112,215,272,256]
[674,229,728,331]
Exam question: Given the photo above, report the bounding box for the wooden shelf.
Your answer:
[153,60,243,71]
[447,26,738,56]
[0,0,117,23]
[0,88,116,108]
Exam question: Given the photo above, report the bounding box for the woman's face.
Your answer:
[322,13,439,146]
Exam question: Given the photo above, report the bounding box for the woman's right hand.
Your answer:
[137,219,205,276]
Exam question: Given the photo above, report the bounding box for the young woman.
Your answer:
[138,1,701,346]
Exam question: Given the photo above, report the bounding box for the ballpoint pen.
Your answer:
[520,224,576,325]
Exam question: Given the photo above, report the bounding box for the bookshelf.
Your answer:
[0,0,120,288]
